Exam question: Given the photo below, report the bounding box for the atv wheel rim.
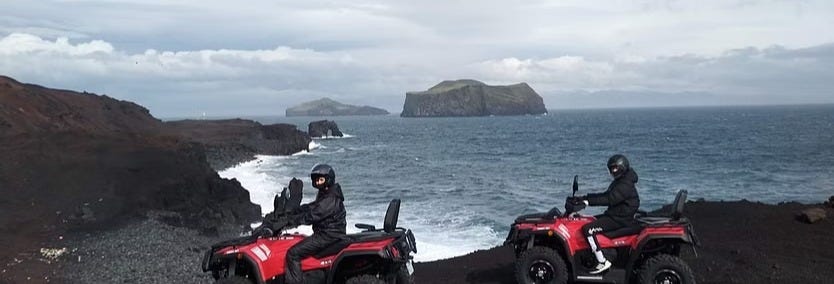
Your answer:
[654,269,682,284]
[528,260,555,283]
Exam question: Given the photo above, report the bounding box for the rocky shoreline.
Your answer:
[165,119,311,170]
[414,199,834,284]
[0,76,296,283]
[3,198,831,283]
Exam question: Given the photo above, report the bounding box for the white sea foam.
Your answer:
[308,141,322,150]
[219,155,290,215]
[313,133,355,140]
[220,154,502,262]
[345,202,504,262]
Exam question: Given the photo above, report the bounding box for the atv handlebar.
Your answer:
[563,196,587,217]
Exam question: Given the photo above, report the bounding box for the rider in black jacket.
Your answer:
[573,154,640,274]
[283,164,347,284]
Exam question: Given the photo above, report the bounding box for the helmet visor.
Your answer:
[608,165,621,175]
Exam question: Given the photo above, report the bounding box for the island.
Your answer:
[285,98,389,116]
[400,79,547,117]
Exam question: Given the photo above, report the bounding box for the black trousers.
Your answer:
[581,215,625,249]
[285,234,341,284]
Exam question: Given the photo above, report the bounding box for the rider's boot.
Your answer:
[587,235,611,274]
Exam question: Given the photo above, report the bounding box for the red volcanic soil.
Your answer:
[415,200,834,284]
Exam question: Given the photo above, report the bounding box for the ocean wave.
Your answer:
[312,133,355,140]
[219,155,294,215]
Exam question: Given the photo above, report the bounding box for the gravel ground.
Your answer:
[54,211,245,284]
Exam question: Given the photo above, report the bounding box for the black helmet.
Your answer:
[310,164,335,190]
[607,154,630,179]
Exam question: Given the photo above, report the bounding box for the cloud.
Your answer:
[1,1,834,115]
[471,44,834,107]
[0,33,383,116]
[2,32,833,116]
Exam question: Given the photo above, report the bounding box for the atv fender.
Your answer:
[328,250,391,282]
[213,253,266,284]
[507,227,574,272]
[625,231,695,276]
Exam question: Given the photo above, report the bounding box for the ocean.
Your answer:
[218,104,834,262]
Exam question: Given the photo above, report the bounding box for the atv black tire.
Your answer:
[637,254,697,284]
[515,246,568,284]
[346,274,386,284]
[396,265,414,284]
[215,276,252,284]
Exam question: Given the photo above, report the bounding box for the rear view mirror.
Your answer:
[273,188,288,213]
[571,175,579,196]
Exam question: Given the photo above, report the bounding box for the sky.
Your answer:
[1,0,833,117]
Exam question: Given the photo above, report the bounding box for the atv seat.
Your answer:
[601,223,643,239]
[515,212,549,223]
[637,190,688,225]
[514,207,561,223]
[315,199,403,258]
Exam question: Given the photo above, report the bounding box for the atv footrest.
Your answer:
[575,268,626,283]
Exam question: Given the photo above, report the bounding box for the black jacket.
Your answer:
[586,169,640,224]
[294,183,347,236]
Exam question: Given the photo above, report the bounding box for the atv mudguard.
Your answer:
[505,225,575,268]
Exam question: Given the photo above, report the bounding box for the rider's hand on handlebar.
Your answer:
[565,196,584,205]
[253,226,274,237]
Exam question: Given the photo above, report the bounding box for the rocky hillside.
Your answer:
[0,76,261,268]
[401,79,547,117]
[285,97,389,116]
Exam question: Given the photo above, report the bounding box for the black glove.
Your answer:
[565,196,585,205]
[284,213,303,228]
[565,196,587,213]
[264,215,290,231]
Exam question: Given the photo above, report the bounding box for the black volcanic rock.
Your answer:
[166,119,311,170]
[401,79,547,117]
[308,120,343,138]
[286,97,389,116]
[0,76,261,265]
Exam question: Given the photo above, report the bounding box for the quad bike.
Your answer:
[202,185,417,284]
[505,176,700,284]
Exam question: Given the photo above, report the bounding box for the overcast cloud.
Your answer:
[1,0,833,117]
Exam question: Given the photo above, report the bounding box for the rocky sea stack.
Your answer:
[286,98,389,117]
[308,120,343,138]
[401,79,547,117]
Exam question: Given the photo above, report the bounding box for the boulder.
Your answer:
[797,208,827,224]
[401,79,547,117]
[308,120,343,138]
[286,98,389,116]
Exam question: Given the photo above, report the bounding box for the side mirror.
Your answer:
[571,175,579,196]
[273,188,288,213]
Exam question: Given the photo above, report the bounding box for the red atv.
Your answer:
[505,176,699,284]
[202,190,417,284]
